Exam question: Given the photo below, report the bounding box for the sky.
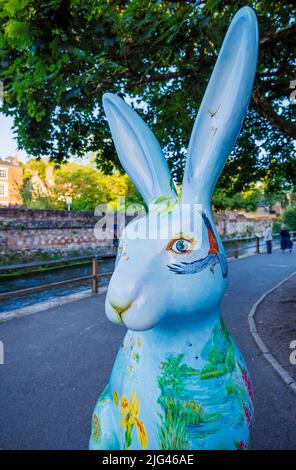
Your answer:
[0,113,92,166]
[0,113,28,162]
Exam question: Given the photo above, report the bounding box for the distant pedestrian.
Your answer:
[113,223,119,248]
[264,225,273,254]
[280,225,292,253]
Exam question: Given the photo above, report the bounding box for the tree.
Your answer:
[212,188,262,212]
[0,0,295,193]
[21,159,143,211]
[21,158,48,180]
[283,206,296,231]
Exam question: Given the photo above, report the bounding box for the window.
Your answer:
[0,167,8,180]
[0,182,8,197]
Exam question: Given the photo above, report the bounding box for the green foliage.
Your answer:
[272,219,282,233]
[20,159,143,211]
[200,320,235,379]
[157,407,188,451]
[158,354,197,401]
[20,174,62,209]
[55,164,110,211]
[157,353,220,449]
[263,190,287,210]
[181,401,205,426]
[283,205,296,230]
[24,195,61,210]
[157,354,203,449]
[225,381,237,396]
[0,1,295,193]
[22,158,48,180]
[225,379,247,404]
[212,188,262,211]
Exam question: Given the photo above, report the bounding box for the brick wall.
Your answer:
[0,208,123,264]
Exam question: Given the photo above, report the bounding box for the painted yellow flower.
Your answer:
[120,389,148,449]
[113,391,119,406]
[130,389,140,416]
[138,338,142,348]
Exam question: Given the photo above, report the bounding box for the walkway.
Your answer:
[0,250,295,449]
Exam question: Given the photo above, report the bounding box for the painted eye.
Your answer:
[167,237,194,255]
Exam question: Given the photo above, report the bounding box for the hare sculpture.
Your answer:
[90,6,258,450]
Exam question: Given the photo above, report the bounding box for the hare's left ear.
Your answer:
[103,93,176,206]
[182,7,258,207]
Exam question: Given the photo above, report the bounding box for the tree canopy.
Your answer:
[0,0,295,194]
[20,157,288,213]
[21,159,143,211]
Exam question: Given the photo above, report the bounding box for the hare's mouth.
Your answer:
[110,301,132,323]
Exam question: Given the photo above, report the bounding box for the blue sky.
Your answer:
[0,113,91,165]
[0,113,28,162]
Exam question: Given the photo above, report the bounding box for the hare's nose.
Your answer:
[110,301,131,316]
[107,274,136,313]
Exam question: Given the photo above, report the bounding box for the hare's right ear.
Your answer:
[103,93,176,205]
[182,7,258,208]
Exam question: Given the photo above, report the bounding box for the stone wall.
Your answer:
[0,208,119,264]
[215,210,276,237]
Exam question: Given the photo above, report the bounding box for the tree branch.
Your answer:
[125,71,188,89]
[252,82,296,138]
[260,22,296,49]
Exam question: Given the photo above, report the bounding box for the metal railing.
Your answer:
[223,231,295,259]
[223,235,273,259]
[0,254,115,302]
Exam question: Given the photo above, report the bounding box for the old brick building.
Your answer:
[0,155,23,206]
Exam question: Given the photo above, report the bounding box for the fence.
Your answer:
[0,254,114,302]
[0,232,294,302]
[223,231,295,259]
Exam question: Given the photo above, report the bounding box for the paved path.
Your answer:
[0,251,295,450]
[256,274,296,381]
[221,251,296,449]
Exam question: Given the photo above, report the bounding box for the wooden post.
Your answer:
[92,257,98,295]
[234,239,239,259]
[255,236,260,254]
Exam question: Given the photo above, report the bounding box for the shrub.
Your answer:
[272,219,282,233]
[283,206,296,230]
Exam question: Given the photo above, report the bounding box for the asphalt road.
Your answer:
[0,250,295,450]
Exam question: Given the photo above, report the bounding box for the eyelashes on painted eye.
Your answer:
[166,236,195,255]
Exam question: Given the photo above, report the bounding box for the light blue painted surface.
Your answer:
[90,7,258,450]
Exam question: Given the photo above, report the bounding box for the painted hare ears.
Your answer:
[182,6,259,206]
[103,7,258,208]
[103,94,176,205]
